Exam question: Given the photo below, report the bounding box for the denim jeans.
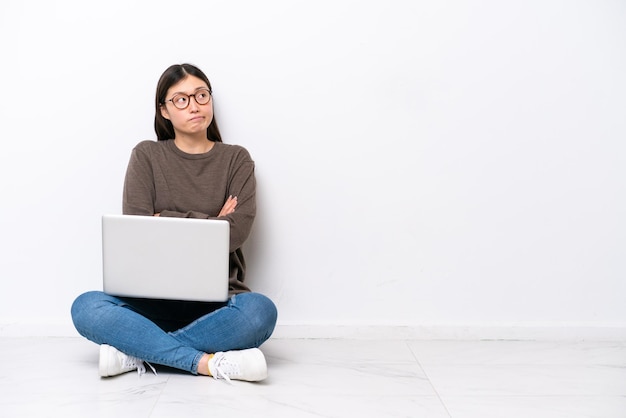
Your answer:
[71,291,277,374]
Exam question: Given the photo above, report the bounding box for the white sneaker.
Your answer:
[99,344,155,377]
[208,348,267,382]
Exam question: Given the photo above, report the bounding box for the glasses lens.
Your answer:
[195,89,211,105]
[171,94,189,109]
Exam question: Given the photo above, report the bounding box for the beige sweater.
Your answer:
[122,139,256,294]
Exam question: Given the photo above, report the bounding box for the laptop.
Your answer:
[102,214,230,302]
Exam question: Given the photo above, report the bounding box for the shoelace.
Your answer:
[124,355,157,377]
[210,353,239,384]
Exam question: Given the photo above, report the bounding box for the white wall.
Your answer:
[0,0,624,339]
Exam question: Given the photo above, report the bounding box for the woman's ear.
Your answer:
[160,105,170,121]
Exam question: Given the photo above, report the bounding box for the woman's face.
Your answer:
[160,75,214,139]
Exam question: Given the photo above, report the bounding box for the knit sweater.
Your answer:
[122,139,256,294]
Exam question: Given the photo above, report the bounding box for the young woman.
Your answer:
[71,64,277,382]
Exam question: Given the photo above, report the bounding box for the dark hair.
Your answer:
[154,63,223,142]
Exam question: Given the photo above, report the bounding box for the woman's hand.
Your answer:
[218,195,237,217]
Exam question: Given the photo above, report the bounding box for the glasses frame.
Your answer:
[164,88,212,110]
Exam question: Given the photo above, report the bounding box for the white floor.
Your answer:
[1,337,625,417]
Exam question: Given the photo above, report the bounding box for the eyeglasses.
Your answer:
[164,88,212,109]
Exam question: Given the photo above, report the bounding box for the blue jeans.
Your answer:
[71,291,277,374]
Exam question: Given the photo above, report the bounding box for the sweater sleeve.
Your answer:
[219,150,256,252]
[123,142,156,216]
